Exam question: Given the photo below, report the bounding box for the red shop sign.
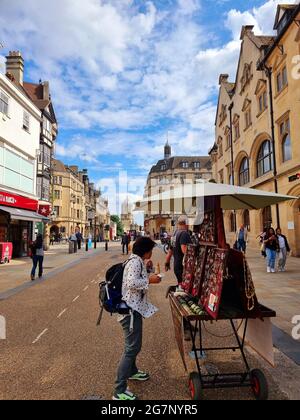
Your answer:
[0,191,38,212]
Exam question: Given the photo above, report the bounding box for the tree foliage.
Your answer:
[110,215,124,236]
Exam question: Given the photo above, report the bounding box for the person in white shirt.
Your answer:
[276,228,291,272]
[113,237,161,401]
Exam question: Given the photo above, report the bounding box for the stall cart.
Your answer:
[136,183,297,400]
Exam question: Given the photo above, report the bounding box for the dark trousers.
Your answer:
[31,256,44,278]
[77,240,81,250]
[115,312,142,395]
[122,244,129,254]
[238,239,246,252]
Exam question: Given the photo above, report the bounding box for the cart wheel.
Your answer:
[250,369,268,400]
[188,372,203,400]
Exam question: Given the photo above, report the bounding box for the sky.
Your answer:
[0,0,298,216]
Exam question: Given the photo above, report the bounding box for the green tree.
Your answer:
[110,215,124,237]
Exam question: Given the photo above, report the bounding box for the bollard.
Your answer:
[86,239,89,252]
[94,240,97,249]
[105,241,108,251]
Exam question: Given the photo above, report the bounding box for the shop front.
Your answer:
[0,191,48,258]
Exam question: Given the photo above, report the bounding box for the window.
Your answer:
[245,108,252,129]
[239,157,250,186]
[262,206,272,230]
[257,140,273,177]
[225,128,231,150]
[0,148,34,194]
[194,162,200,169]
[243,210,250,231]
[279,117,292,162]
[219,169,224,184]
[161,164,167,171]
[217,137,223,158]
[54,190,61,200]
[258,91,268,114]
[0,91,9,115]
[54,206,60,217]
[182,162,189,169]
[23,111,30,131]
[77,210,80,219]
[276,66,288,93]
[37,177,50,201]
[234,121,240,141]
[227,163,233,185]
[43,117,52,134]
[230,213,236,233]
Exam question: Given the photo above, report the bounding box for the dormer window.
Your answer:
[161,164,167,171]
[182,162,189,169]
[240,63,253,94]
[194,162,200,169]
[242,98,252,130]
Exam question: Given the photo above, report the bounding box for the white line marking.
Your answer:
[32,329,48,344]
[57,308,67,318]
[83,286,89,292]
[73,295,80,302]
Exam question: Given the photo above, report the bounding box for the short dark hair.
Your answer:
[132,237,156,258]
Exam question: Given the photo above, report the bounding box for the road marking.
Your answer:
[83,286,89,292]
[73,295,80,302]
[32,329,48,344]
[57,308,68,318]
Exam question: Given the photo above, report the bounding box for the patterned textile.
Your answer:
[200,248,228,319]
[198,211,216,244]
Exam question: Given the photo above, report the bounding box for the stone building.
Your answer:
[210,3,300,255]
[144,142,212,235]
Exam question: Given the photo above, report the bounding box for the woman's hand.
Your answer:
[149,274,162,284]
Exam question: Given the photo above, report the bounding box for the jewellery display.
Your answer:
[192,246,208,297]
[200,248,228,319]
[182,244,198,294]
[243,256,256,311]
[198,212,216,244]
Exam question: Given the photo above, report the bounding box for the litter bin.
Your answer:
[69,240,76,254]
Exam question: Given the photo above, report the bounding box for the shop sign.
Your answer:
[289,173,300,182]
[38,204,51,217]
[0,191,38,211]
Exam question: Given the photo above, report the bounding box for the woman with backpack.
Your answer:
[113,237,161,401]
[30,234,44,281]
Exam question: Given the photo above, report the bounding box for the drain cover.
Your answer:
[82,395,103,400]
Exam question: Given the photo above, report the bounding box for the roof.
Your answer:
[52,159,67,173]
[149,156,212,175]
[274,4,298,29]
[23,81,57,124]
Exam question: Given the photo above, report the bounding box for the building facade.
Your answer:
[50,160,105,239]
[0,66,46,257]
[210,3,300,255]
[144,142,212,235]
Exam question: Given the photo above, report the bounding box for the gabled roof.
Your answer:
[52,159,67,173]
[274,4,298,30]
[149,156,212,175]
[23,81,57,124]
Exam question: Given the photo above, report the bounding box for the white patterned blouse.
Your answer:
[122,254,158,319]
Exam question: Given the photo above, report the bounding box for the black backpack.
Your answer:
[97,259,142,326]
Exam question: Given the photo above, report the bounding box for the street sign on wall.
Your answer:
[0,190,38,211]
[289,173,300,182]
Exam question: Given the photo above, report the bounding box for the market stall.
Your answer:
[136,182,297,400]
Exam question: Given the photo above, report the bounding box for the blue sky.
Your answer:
[0,0,297,214]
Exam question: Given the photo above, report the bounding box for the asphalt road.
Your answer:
[0,247,287,400]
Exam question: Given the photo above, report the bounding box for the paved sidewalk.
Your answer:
[246,248,300,338]
[0,242,121,296]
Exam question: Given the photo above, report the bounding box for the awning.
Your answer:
[0,206,49,222]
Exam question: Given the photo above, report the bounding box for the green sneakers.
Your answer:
[113,389,138,400]
[129,370,150,381]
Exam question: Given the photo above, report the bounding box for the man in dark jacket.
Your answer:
[121,232,130,255]
[276,228,291,272]
[75,227,83,250]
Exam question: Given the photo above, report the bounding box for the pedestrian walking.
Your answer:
[113,237,161,401]
[30,234,44,281]
[121,232,130,255]
[165,216,192,285]
[75,227,83,250]
[264,227,279,273]
[235,224,248,253]
[276,228,291,272]
[257,228,268,258]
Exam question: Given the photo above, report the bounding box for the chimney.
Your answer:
[69,165,79,174]
[43,81,50,101]
[219,74,229,85]
[6,51,24,86]
[240,25,254,40]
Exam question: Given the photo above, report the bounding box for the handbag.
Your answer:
[260,243,266,252]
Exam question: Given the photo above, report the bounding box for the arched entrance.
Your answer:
[50,225,59,236]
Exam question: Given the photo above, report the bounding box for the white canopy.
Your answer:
[135,181,298,212]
